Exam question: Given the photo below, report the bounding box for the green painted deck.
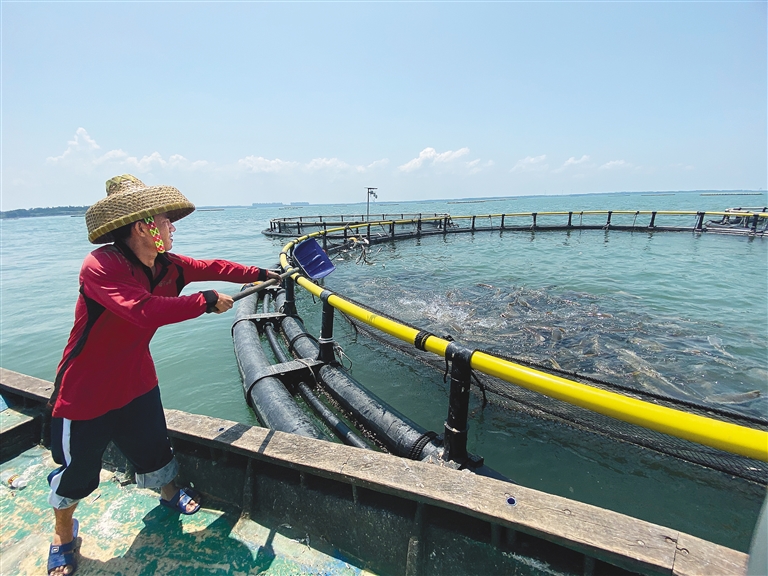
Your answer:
[0,444,373,575]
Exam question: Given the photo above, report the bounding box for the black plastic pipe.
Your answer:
[261,294,371,450]
[232,293,327,439]
[274,291,443,461]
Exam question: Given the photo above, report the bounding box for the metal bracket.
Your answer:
[231,313,286,336]
[244,358,324,401]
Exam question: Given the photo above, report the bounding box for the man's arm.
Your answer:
[82,251,210,328]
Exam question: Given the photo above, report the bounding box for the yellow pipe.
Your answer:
[470,350,768,462]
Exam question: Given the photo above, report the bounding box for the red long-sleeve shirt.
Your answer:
[52,243,266,420]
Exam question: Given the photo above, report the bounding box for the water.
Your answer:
[1,191,766,552]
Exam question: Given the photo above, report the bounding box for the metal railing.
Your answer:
[265,209,768,239]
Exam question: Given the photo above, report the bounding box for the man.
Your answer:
[46,175,281,576]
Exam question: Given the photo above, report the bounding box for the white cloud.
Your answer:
[554,155,590,173]
[467,159,495,174]
[365,158,390,171]
[168,154,209,170]
[511,155,548,173]
[399,147,470,172]
[599,160,632,170]
[238,156,299,173]
[304,157,352,172]
[122,152,168,172]
[46,127,100,164]
[303,157,390,173]
[93,149,128,164]
[47,129,210,174]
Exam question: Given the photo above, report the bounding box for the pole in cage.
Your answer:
[366,187,378,222]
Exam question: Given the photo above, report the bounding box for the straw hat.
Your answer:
[85,175,195,244]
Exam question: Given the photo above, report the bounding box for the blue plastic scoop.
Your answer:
[232,238,335,302]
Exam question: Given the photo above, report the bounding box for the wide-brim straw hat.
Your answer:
[86,174,195,244]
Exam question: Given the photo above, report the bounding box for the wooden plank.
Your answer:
[0,368,54,403]
[0,407,41,462]
[672,533,748,576]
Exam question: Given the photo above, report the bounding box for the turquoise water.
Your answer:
[1,191,766,551]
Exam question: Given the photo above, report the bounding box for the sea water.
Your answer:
[1,190,766,551]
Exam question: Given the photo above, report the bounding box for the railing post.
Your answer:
[322,226,328,250]
[417,218,422,237]
[695,212,705,231]
[443,343,473,462]
[471,216,476,231]
[606,211,613,228]
[391,222,395,239]
[501,214,505,230]
[367,223,371,242]
[282,276,297,316]
[318,297,336,364]
[649,211,657,228]
[532,212,537,229]
[567,212,573,227]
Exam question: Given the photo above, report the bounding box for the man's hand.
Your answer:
[265,270,283,285]
[213,293,234,314]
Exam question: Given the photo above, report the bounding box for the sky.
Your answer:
[1,1,766,210]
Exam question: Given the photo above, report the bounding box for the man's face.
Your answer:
[153,213,175,252]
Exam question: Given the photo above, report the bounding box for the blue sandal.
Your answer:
[160,487,201,515]
[48,518,78,575]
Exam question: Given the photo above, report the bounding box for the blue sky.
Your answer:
[2,2,765,210]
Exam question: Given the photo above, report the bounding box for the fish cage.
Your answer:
[263,208,768,243]
[237,213,768,487]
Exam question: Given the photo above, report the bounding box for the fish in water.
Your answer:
[705,390,761,405]
[614,348,688,398]
[628,336,664,353]
[580,335,601,357]
[707,335,734,358]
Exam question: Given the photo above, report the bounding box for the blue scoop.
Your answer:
[293,238,336,279]
[232,238,335,302]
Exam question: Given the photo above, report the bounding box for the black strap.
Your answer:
[407,431,438,460]
[414,330,434,351]
[287,332,319,356]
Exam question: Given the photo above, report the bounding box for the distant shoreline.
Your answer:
[2,190,764,219]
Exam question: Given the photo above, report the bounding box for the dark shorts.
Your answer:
[49,386,176,508]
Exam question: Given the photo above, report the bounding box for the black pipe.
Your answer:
[274,291,444,462]
[261,294,371,450]
[318,300,336,364]
[444,342,473,462]
[282,276,297,316]
[232,293,327,439]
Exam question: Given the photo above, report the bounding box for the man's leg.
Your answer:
[113,386,199,513]
[49,416,111,574]
[53,503,78,546]
[50,502,79,576]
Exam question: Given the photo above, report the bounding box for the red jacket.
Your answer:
[52,243,266,420]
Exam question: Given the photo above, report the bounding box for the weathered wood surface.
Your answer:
[0,368,53,402]
[1,367,750,575]
[166,409,749,576]
[672,533,749,576]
